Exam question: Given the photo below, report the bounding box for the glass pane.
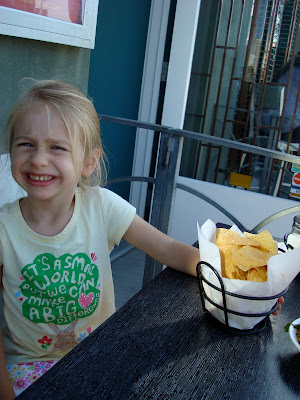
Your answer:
[0,0,85,25]
[180,0,300,199]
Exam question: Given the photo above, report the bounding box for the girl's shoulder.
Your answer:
[0,199,22,238]
[0,197,21,218]
[78,186,135,214]
[79,186,126,202]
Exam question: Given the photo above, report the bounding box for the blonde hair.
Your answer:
[6,80,106,188]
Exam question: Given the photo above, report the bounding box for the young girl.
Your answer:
[0,80,283,399]
[0,80,202,398]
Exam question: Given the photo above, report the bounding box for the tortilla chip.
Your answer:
[219,244,241,278]
[247,266,268,282]
[219,244,248,280]
[244,230,277,253]
[232,246,276,271]
[231,265,248,280]
[216,228,277,281]
[216,228,260,247]
[256,266,268,281]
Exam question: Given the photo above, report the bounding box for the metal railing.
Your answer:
[100,115,300,286]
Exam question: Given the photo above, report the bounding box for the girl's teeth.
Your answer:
[29,175,53,181]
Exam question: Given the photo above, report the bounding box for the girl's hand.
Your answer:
[272,296,284,315]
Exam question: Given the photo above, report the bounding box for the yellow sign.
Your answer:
[229,172,252,189]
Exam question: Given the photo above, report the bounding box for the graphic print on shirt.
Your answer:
[48,321,79,353]
[18,253,100,325]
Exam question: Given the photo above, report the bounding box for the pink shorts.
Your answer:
[7,360,57,396]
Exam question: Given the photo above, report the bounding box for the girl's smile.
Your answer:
[24,173,56,185]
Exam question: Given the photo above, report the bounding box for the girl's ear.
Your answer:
[81,149,101,177]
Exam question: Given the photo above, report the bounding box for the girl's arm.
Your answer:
[0,269,15,399]
[0,329,15,399]
[123,214,200,276]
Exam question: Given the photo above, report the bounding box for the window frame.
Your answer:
[0,0,99,48]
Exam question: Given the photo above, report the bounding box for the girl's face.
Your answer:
[11,104,89,204]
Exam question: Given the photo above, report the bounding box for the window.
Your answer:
[0,0,99,48]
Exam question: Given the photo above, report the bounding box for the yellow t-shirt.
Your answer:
[0,187,136,364]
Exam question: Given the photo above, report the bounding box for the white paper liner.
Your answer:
[197,219,300,330]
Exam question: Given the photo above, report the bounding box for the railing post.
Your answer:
[142,131,183,287]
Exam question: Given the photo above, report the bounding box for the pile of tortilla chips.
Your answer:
[216,228,278,282]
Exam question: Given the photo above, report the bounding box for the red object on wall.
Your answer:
[293,173,300,186]
[0,0,83,24]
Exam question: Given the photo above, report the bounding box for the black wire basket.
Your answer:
[196,261,289,334]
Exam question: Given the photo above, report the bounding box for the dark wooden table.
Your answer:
[19,268,300,400]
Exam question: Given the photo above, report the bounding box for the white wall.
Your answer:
[169,176,300,244]
[0,155,26,207]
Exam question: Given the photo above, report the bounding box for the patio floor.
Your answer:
[111,241,146,310]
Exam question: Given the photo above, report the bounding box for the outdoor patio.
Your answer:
[111,242,145,310]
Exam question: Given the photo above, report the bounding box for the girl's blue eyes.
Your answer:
[51,145,66,151]
[18,143,66,151]
[19,143,32,147]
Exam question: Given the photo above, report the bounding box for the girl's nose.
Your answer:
[30,147,49,167]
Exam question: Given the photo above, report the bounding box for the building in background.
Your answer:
[0,0,299,213]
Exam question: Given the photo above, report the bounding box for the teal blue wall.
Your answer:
[0,35,90,154]
[88,0,151,200]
